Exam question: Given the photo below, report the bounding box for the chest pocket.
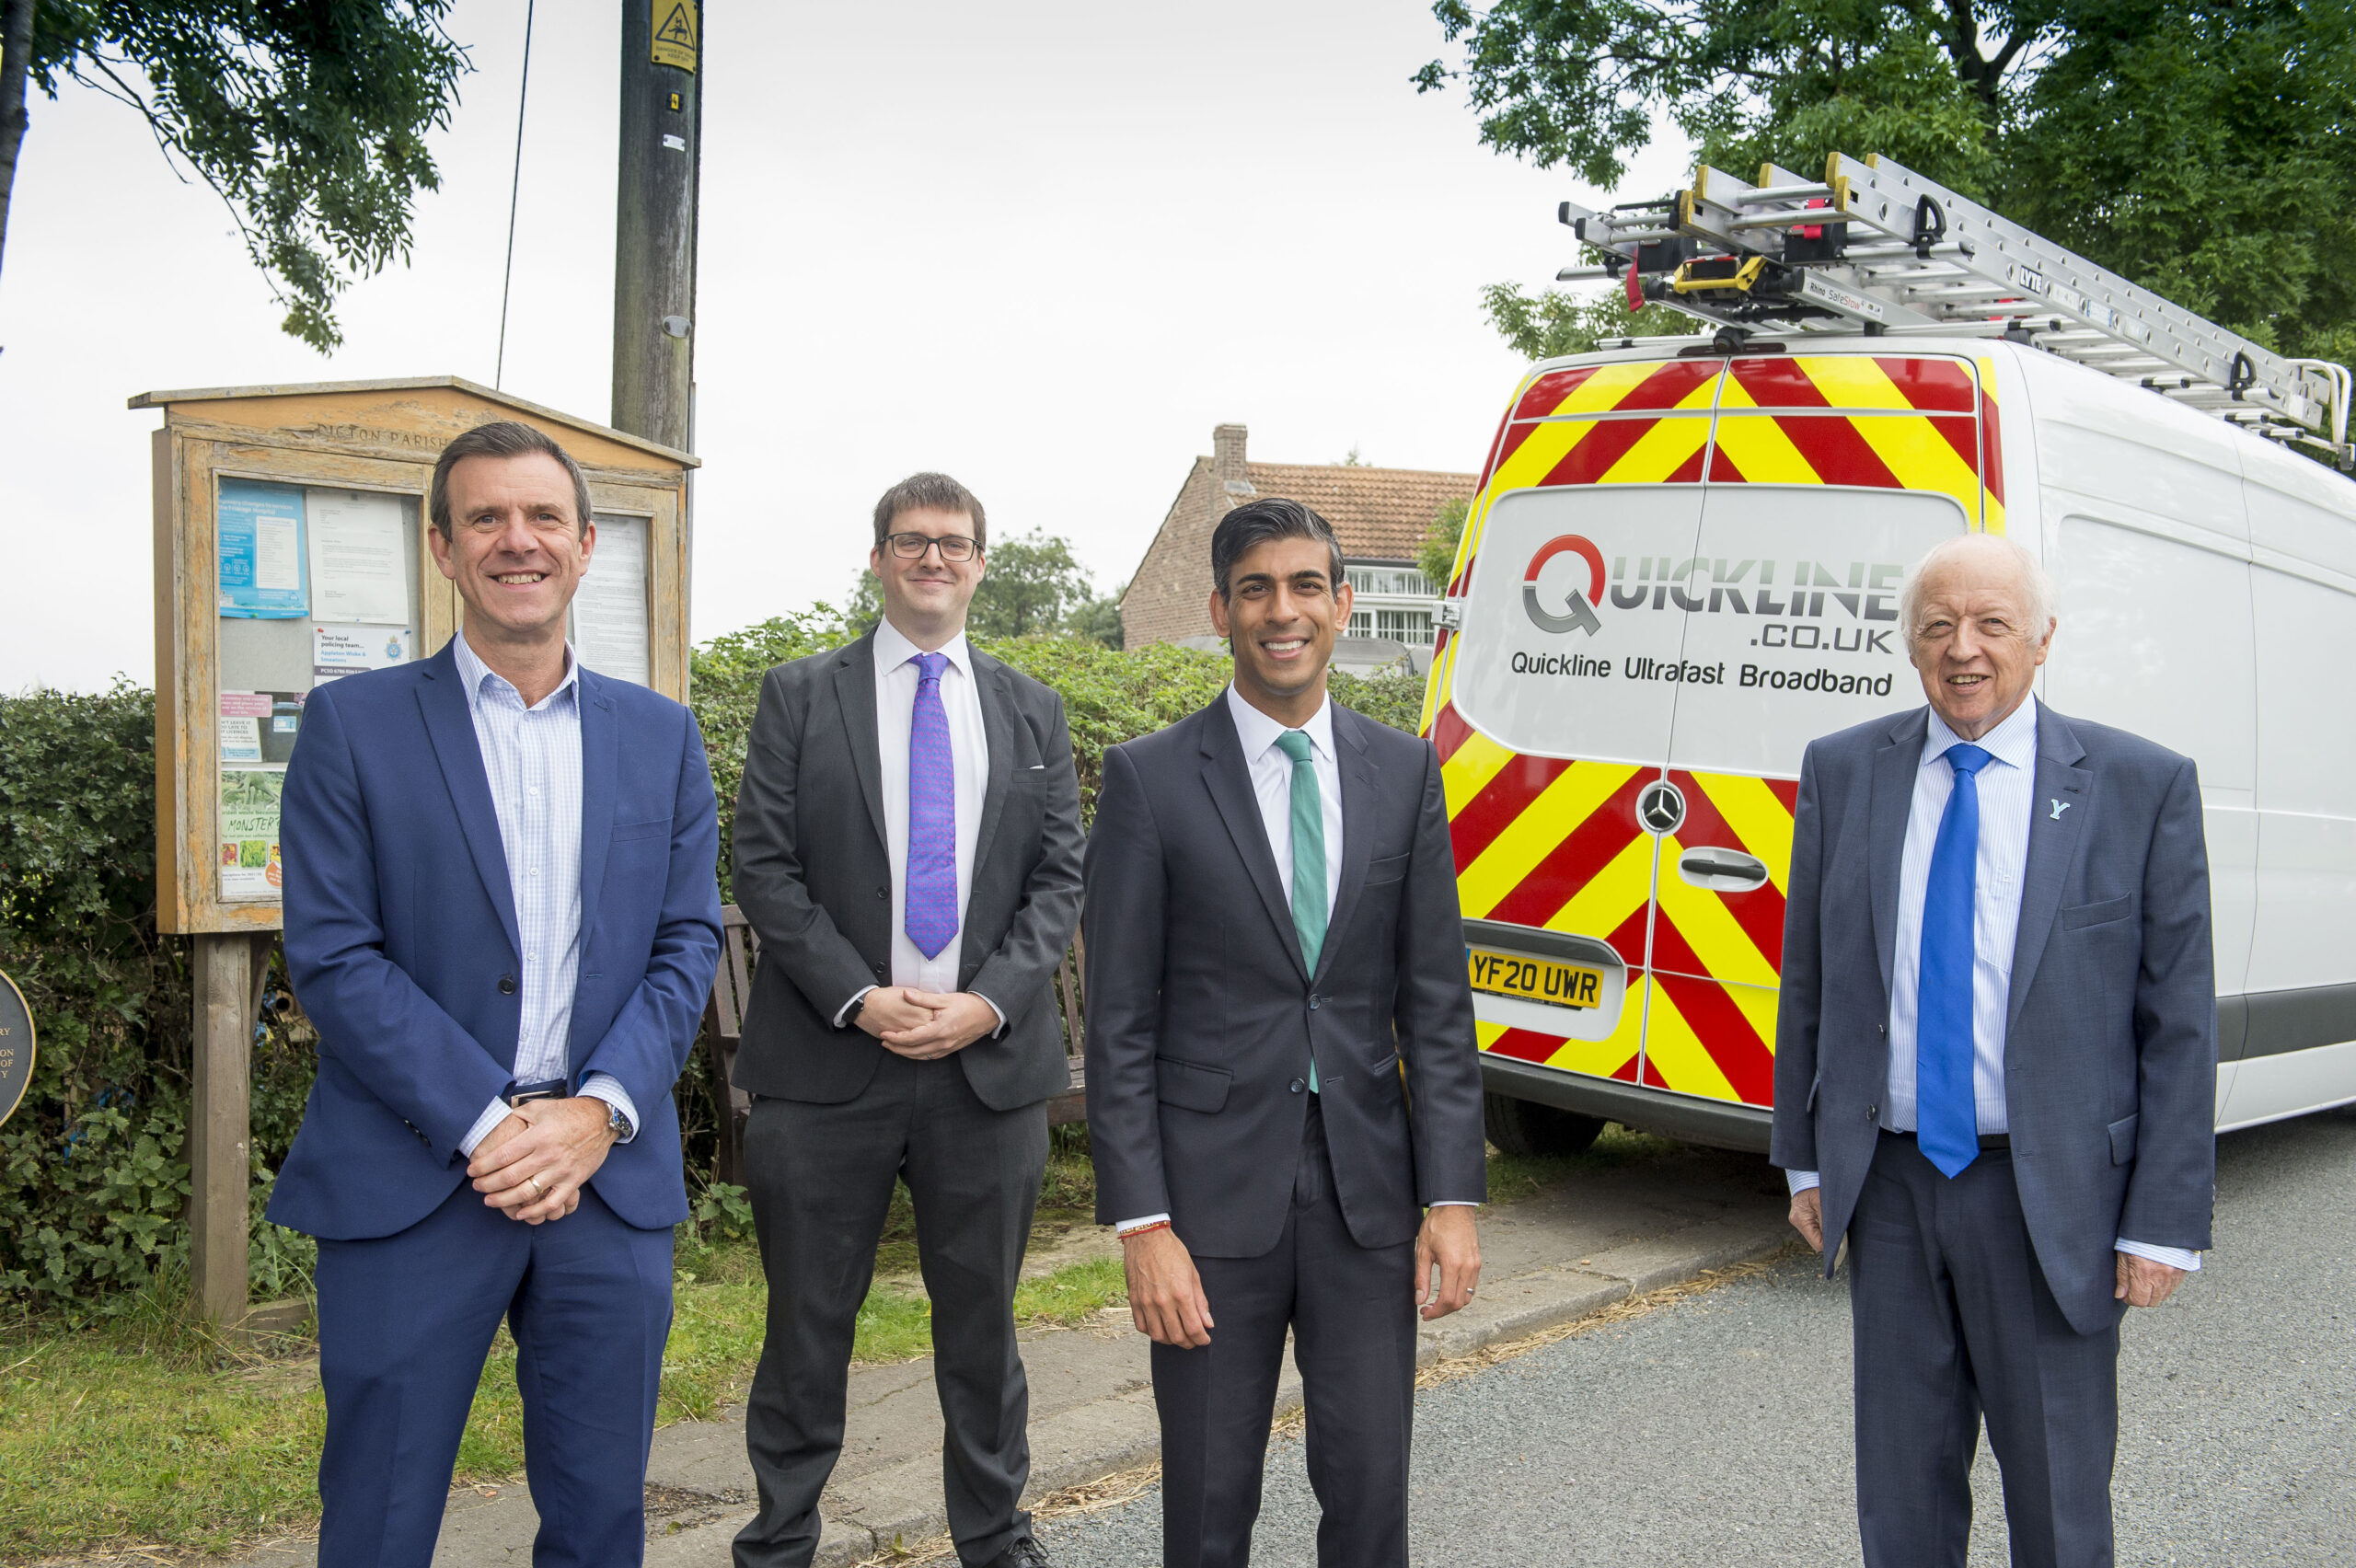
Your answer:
[1365,852,1410,887]
[612,817,669,844]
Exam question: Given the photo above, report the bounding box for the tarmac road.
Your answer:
[1037,1106,2356,1567]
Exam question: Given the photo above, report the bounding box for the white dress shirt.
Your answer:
[1117,686,1469,1236]
[1787,697,2198,1271]
[835,617,1004,1029]
[450,630,636,1158]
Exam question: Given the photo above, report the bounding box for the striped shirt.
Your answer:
[452,631,637,1157]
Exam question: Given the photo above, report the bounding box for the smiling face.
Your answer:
[1208,535,1355,725]
[427,451,594,650]
[870,504,986,646]
[1907,542,2053,740]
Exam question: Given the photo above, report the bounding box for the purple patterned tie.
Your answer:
[904,651,958,959]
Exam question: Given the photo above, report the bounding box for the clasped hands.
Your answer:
[855,985,999,1060]
[1786,1187,2188,1308]
[1122,1205,1483,1349]
[468,1097,619,1225]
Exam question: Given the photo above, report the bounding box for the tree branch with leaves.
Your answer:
[3,1,469,352]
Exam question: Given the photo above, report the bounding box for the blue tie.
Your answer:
[904,652,958,959]
[1917,742,1992,1179]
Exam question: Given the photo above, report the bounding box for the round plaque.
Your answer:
[0,970,33,1129]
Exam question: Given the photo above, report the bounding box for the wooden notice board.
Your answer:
[136,375,699,936]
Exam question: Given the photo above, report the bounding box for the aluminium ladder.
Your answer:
[1556,152,2352,466]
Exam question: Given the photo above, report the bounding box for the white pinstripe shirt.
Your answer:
[452,630,636,1157]
[1787,696,2198,1270]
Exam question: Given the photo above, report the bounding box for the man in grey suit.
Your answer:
[1083,498,1487,1568]
[729,473,1084,1568]
[1774,532,2215,1568]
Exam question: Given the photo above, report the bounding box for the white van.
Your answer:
[1423,334,2356,1155]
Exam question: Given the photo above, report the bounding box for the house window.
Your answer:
[1345,607,1435,645]
[1345,566,1434,597]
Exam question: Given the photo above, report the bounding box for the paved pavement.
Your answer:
[1038,1107,2356,1566]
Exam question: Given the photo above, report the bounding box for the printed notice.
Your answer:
[313,624,413,687]
[218,480,308,618]
[219,767,286,900]
[306,489,410,624]
[219,691,271,763]
[573,513,651,686]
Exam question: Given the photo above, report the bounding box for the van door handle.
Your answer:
[1677,847,1771,892]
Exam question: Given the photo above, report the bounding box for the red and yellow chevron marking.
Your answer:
[1977,356,2007,536]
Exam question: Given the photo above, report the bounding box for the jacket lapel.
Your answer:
[2005,705,2091,1033]
[1313,708,1378,984]
[968,649,1018,877]
[574,668,618,960]
[1868,708,1928,1005]
[414,643,523,960]
[831,633,890,853]
[1199,701,1310,981]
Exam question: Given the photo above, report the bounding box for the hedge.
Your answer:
[0,628,1426,1316]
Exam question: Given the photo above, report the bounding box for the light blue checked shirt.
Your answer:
[1787,697,2197,1271]
[452,629,638,1158]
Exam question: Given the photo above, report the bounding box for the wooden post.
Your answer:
[190,931,256,1327]
[611,0,701,451]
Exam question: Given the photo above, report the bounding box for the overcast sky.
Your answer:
[0,0,1692,693]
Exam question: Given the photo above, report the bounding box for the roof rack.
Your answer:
[1557,152,2352,467]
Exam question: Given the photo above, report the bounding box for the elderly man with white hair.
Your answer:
[1773,532,2217,1568]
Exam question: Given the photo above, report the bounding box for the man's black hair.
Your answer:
[1210,497,1344,597]
[429,420,593,536]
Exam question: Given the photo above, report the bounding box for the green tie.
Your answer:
[1276,730,1326,1092]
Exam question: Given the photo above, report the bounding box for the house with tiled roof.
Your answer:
[1119,423,1474,667]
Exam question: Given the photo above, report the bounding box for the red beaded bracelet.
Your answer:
[1120,1220,1172,1239]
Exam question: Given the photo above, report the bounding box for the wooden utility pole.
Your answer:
[191,933,268,1326]
[612,0,702,452]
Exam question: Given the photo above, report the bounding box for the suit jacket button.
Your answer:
[1290,1078,1305,1093]
[1867,1104,1879,1121]
[1307,994,1322,1010]
[877,887,889,900]
[498,974,517,996]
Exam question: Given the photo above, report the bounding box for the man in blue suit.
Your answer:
[273,420,722,1567]
[1774,532,2214,1568]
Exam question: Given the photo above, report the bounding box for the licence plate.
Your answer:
[1466,948,1603,1010]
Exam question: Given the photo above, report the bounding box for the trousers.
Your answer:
[733,1053,1050,1568]
[1153,1098,1420,1568]
[314,1181,674,1568]
[1849,1130,2123,1568]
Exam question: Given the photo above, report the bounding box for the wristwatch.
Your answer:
[606,1101,633,1140]
[844,994,867,1029]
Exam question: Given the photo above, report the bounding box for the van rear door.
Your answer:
[1646,354,1987,1107]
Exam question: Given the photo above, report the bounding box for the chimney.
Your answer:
[1212,423,1253,505]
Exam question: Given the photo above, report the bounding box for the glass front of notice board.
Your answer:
[214,478,423,901]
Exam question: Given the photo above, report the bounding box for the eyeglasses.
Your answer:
[884,532,980,562]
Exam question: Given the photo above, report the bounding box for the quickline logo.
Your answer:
[1521,536,1606,636]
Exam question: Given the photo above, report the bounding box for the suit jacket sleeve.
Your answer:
[1395,738,1487,1205]
[968,692,1085,1015]
[2120,755,2218,1250]
[1081,743,1172,1223]
[733,663,879,1019]
[1770,740,1827,1174]
[575,709,724,1113]
[281,686,514,1159]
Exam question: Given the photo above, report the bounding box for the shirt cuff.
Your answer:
[834,984,879,1029]
[1115,1214,1172,1236]
[458,1096,514,1159]
[2117,1239,2202,1272]
[1431,1200,1480,1207]
[973,991,1009,1037]
[1785,1169,1822,1195]
[579,1073,640,1144]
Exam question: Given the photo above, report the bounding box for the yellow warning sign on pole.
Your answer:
[652,0,699,72]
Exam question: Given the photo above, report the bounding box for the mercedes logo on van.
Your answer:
[1637,779,1686,836]
[1522,535,1606,636]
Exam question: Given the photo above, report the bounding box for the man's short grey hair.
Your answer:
[1899,534,2056,646]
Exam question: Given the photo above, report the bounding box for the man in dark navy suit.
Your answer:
[274,420,722,1567]
[1082,498,1487,1568]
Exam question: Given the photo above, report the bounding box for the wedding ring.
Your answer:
[527,1175,544,1197]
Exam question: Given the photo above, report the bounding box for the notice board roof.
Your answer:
[129,375,698,471]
